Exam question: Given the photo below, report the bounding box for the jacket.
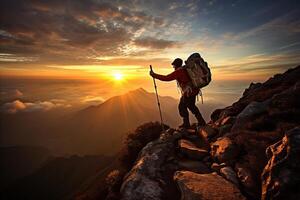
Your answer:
[152,67,199,96]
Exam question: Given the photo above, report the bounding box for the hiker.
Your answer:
[149,58,206,128]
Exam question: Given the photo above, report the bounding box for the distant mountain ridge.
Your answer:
[0,88,180,156]
[0,146,51,190]
[2,154,113,200]
[56,87,180,155]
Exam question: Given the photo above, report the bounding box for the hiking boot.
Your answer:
[196,114,206,126]
[179,123,191,129]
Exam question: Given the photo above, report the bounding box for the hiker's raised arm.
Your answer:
[151,71,177,81]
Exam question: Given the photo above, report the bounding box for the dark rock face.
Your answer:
[208,66,300,199]
[231,101,269,132]
[261,127,300,200]
[174,171,246,200]
[211,66,300,121]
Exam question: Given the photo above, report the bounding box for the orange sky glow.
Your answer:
[1,0,299,101]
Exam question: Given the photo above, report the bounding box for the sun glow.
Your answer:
[113,72,123,81]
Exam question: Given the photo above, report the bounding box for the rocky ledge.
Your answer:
[106,66,300,200]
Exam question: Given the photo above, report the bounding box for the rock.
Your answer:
[199,125,218,139]
[215,116,236,126]
[261,127,300,200]
[202,156,211,163]
[211,66,300,121]
[235,164,257,197]
[211,108,223,122]
[218,124,232,136]
[220,166,239,186]
[174,171,246,200]
[178,139,209,160]
[242,82,262,96]
[177,159,211,174]
[211,137,239,164]
[221,116,236,126]
[183,132,211,151]
[231,101,269,132]
[211,162,226,172]
[120,131,179,200]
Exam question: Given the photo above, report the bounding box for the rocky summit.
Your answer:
[77,66,300,200]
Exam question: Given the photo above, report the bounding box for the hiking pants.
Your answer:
[178,95,205,124]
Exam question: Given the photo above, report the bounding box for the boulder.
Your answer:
[220,166,239,186]
[235,164,257,197]
[216,116,236,126]
[211,137,239,164]
[211,162,226,172]
[261,127,300,200]
[177,159,211,174]
[199,125,218,139]
[210,108,223,122]
[120,131,181,200]
[182,132,211,151]
[178,139,209,160]
[218,124,232,136]
[231,101,269,132]
[174,171,246,200]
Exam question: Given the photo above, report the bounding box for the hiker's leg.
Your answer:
[178,96,189,118]
[178,96,190,127]
[186,95,206,126]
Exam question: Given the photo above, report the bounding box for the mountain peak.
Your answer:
[128,87,149,94]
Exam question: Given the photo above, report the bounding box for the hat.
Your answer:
[172,58,183,68]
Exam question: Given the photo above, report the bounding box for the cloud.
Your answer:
[1,99,71,114]
[14,89,23,97]
[96,57,171,66]
[234,11,300,41]
[81,96,104,105]
[0,0,171,65]
[133,37,178,49]
[0,89,23,99]
[211,52,300,80]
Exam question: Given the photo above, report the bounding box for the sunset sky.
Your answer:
[1,0,299,79]
[0,0,300,109]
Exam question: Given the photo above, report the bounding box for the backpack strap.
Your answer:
[199,89,203,104]
[176,81,181,94]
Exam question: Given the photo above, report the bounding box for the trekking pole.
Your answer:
[150,65,165,132]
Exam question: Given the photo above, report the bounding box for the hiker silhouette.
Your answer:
[150,57,206,129]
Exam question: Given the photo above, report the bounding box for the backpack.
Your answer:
[184,53,211,89]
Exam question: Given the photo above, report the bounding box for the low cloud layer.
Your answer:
[1,99,71,114]
[0,89,23,99]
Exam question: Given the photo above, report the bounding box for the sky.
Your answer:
[0,0,300,113]
[0,0,299,80]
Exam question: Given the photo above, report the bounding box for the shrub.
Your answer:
[119,121,168,169]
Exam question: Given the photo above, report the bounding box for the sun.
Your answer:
[113,72,123,81]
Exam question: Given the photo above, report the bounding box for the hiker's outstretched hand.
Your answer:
[149,70,155,77]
